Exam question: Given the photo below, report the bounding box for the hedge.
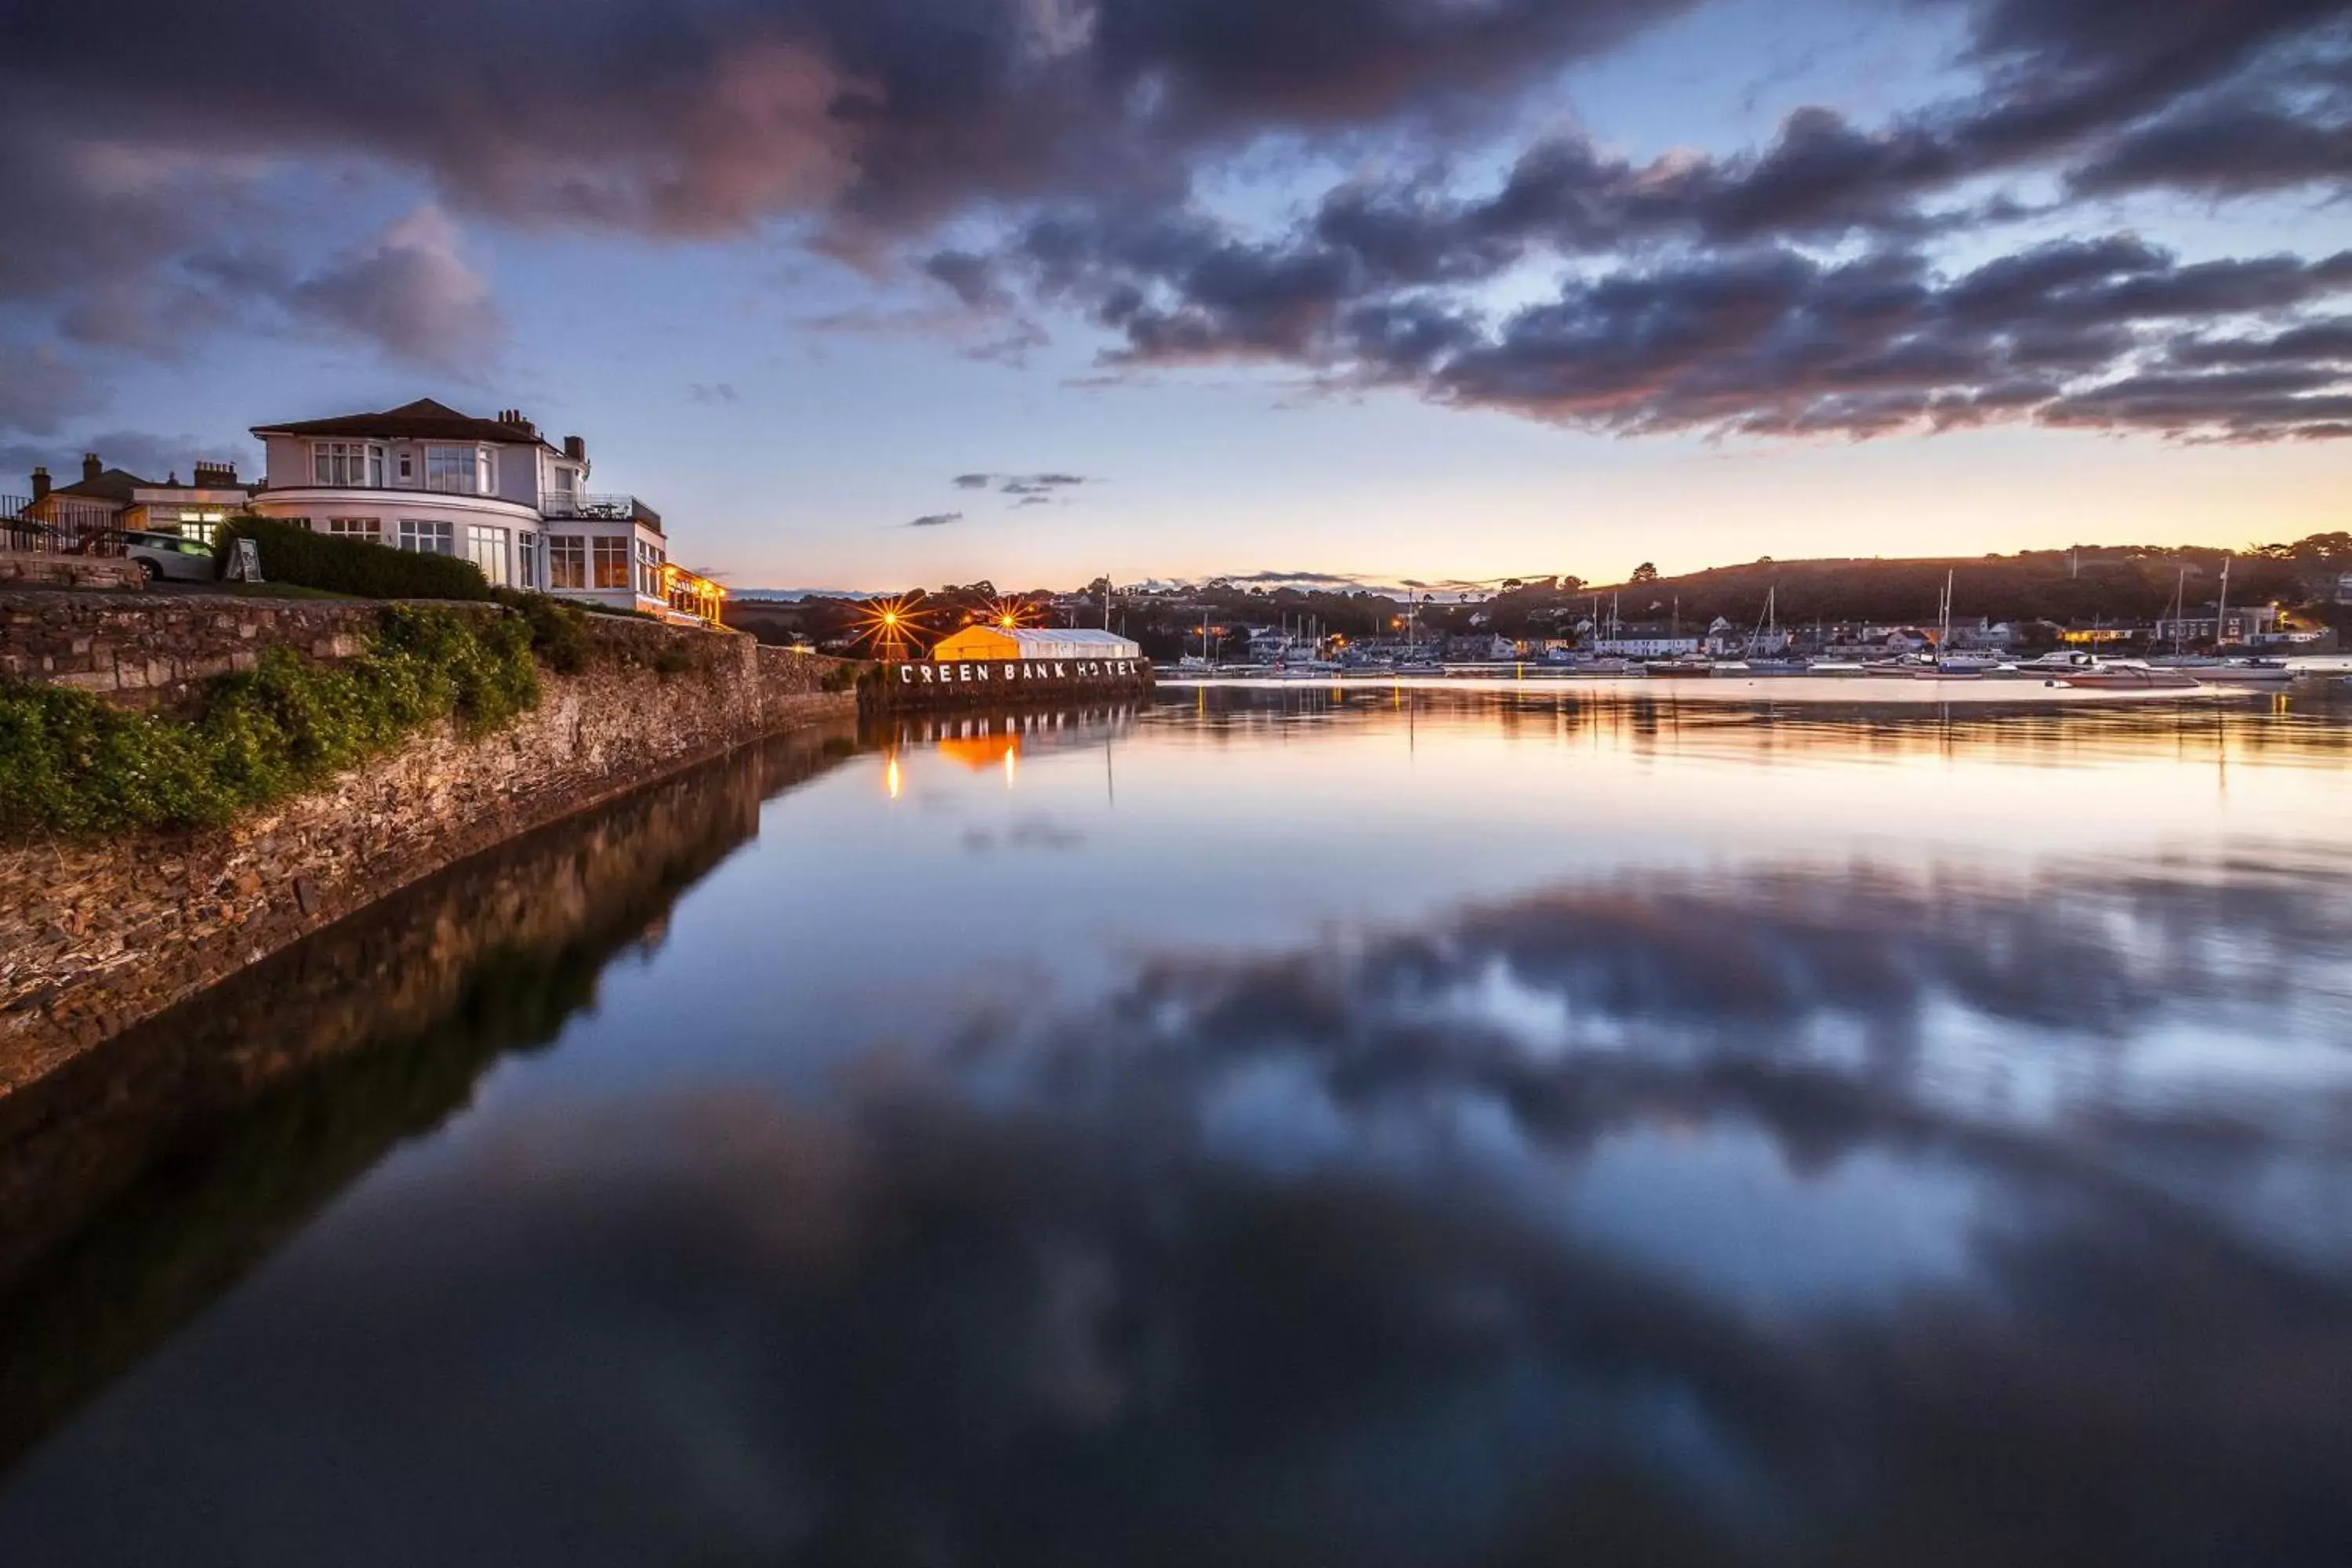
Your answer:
[215,516,492,601]
[0,606,537,837]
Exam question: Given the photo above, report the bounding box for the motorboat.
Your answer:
[1643,657,1716,678]
[2190,658,2295,685]
[2056,660,2200,690]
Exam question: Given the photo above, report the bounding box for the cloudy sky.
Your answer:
[2,0,2347,590]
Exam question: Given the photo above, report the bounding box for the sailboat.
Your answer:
[1742,585,1809,673]
[1925,568,1998,676]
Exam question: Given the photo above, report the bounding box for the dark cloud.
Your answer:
[2,0,2348,441]
[954,472,1094,497]
[2069,103,2352,198]
[688,381,739,404]
[998,218,2352,439]
[0,430,238,491]
[906,510,963,528]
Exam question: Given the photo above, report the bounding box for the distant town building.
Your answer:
[1703,616,1791,657]
[1591,622,1700,658]
[20,452,252,547]
[2153,604,2280,644]
[246,398,724,625]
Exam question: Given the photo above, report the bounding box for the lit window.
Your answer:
[465,524,510,587]
[593,535,630,589]
[549,534,586,590]
[397,519,454,554]
[326,517,382,545]
[312,442,384,486]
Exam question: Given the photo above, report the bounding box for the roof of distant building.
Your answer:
[46,467,147,503]
[250,397,557,448]
[1011,628,1136,647]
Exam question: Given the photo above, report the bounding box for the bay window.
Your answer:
[425,445,494,495]
[312,441,384,487]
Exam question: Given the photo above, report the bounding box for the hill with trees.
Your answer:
[724,533,2352,659]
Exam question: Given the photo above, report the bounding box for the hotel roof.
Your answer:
[249,397,557,448]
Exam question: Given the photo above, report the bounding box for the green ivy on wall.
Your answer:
[0,607,539,838]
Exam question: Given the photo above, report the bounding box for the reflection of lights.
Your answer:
[1004,748,1018,788]
[886,756,902,799]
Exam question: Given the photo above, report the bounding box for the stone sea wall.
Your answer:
[1,601,854,1080]
[1,589,393,711]
[0,554,144,593]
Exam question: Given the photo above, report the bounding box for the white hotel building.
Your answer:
[245,399,722,624]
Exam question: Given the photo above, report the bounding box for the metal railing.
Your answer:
[539,493,662,532]
[3,495,128,554]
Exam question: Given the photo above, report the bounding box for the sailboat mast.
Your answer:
[2216,554,2232,648]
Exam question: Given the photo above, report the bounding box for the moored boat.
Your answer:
[2059,661,2200,690]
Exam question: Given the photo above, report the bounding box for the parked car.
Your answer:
[91,529,221,583]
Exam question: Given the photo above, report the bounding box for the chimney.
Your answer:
[31,466,49,502]
[82,452,102,484]
[192,459,237,488]
[563,435,586,461]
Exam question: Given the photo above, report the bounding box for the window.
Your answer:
[424,445,492,495]
[593,535,630,590]
[549,534,586,590]
[312,441,384,487]
[545,466,578,510]
[397,519,454,554]
[635,538,664,598]
[517,530,538,590]
[397,452,415,483]
[169,510,225,545]
[325,517,382,545]
[465,524,510,587]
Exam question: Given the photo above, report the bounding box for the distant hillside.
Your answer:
[720,534,2350,659]
[1515,535,2350,634]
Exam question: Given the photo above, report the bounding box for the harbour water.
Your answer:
[3,687,2350,1565]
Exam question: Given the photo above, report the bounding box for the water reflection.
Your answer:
[0,723,854,1471]
[1,693,2349,1566]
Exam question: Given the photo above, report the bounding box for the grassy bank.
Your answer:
[0,607,539,837]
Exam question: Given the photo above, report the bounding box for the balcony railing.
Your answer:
[539,493,662,532]
[282,474,495,496]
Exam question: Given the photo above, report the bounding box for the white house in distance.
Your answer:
[245,399,724,624]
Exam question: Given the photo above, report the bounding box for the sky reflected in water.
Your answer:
[2,689,2350,1566]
